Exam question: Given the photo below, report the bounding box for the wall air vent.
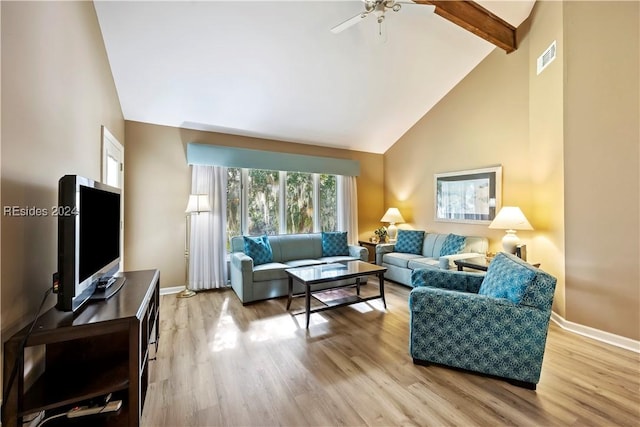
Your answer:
[537,40,557,75]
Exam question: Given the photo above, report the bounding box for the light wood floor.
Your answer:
[141,280,640,426]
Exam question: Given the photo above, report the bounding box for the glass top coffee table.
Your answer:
[285,261,387,328]
[454,256,541,272]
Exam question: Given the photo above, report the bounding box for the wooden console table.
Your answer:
[2,269,160,427]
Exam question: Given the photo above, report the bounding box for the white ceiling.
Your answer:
[94,1,535,154]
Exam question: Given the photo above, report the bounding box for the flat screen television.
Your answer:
[57,175,122,312]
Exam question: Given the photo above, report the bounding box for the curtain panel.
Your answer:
[189,165,228,289]
[337,175,359,245]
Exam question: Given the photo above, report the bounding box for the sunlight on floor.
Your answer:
[248,313,301,342]
[209,298,238,352]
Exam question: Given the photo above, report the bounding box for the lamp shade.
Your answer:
[489,206,533,254]
[488,207,533,231]
[380,208,405,224]
[185,194,211,214]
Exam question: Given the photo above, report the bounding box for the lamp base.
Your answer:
[177,288,196,298]
[387,223,398,242]
[501,230,520,254]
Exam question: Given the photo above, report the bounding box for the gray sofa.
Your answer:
[376,232,489,287]
[230,233,368,304]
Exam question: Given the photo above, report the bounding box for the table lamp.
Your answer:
[488,206,533,254]
[380,208,405,242]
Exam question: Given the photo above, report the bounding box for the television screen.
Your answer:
[57,175,121,312]
[79,185,120,283]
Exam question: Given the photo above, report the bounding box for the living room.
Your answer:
[1,1,638,426]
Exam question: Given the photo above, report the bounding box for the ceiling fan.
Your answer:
[330,0,435,35]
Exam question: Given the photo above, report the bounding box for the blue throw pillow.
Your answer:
[394,230,425,254]
[243,235,273,266]
[478,252,536,304]
[322,231,349,257]
[439,234,466,256]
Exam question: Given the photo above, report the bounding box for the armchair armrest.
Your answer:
[411,268,485,293]
[375,243,396,265]
[348,244,368,261]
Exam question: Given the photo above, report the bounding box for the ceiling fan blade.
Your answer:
[330,13,367,34]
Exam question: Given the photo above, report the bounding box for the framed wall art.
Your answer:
[434,166,502,224]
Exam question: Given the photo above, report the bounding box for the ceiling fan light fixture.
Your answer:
[392,3,401,12]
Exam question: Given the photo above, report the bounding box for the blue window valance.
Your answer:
[186,142,360,176]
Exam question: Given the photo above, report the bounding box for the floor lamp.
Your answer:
[178,194,211,298]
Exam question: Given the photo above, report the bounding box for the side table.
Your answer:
[358,240,378,263]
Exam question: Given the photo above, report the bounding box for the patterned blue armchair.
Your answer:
[409,252,557,390]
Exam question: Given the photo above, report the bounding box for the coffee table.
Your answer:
[454,256,541,272]
[285,261,387,328]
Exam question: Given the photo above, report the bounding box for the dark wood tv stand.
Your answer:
[2,269,160,427]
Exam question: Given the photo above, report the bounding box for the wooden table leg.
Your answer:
[356,277,361,296]
[379,272,387,309]
[286,277,293,310]
[305,284,311,328]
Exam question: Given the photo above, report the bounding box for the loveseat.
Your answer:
[375,230,488,287]
[230,232,368,304]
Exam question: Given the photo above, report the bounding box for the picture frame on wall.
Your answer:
[434,165,502,224]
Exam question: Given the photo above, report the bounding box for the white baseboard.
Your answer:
[160,286,185,296]
[550,311,640,353]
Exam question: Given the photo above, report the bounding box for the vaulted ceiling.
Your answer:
[94,1,536,154]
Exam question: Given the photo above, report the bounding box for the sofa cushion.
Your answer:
[440,234,467,256]
[318,256,357,264]
[243,235,273,266]
[321,231,349,257]
[383,252,423,269]
[407,258,440,270]
[478,253,536,304]
[252,262,290,281]
[394,230,425,255]
[284,259,325,268]
[422,233,450,258]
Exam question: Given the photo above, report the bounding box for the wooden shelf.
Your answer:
[2,269,160,427]
[21,359,129,414]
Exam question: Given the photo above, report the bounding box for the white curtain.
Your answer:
[189,165,228,290]
[337,175,358,245]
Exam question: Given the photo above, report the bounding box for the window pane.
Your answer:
[247,169,280,235]
[226,168,241,249]
[286,172,314,234]
[319,174,337,231]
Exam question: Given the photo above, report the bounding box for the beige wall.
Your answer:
[384,1,639,340]
[124,121,383,288]
[384,15,537,254]
[563,1,639,339]
[1,0,124,335]
[527,1,566,317]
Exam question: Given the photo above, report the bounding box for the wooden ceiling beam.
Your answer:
[414,0,517,53]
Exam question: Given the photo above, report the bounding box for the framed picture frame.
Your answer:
[434,166,502,224]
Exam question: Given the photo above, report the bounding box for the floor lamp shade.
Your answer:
[185,194,211,214]
[488,206,533,254]
[178,194,211,298]
[381,208,405,242]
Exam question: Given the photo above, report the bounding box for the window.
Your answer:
[226,168,241,245]
[286,172,313,234]
[226,168,338,244]
[319,174,337,231]
[246,169,280,235]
